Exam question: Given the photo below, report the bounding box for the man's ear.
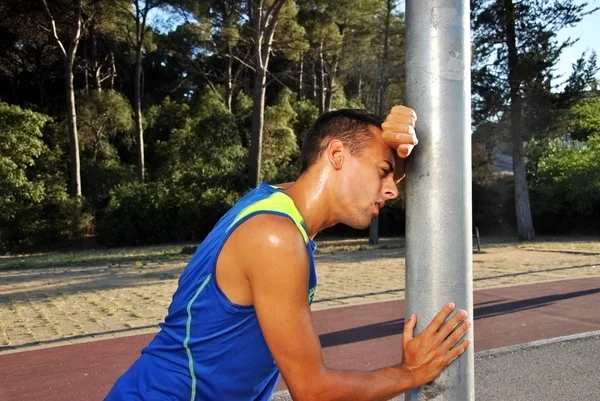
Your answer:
[326,140,345,171]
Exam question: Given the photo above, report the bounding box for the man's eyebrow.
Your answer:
[384,159,394,173]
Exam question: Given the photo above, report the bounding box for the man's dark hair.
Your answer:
[301,109,383,173]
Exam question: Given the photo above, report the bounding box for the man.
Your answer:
[106,106,471,401]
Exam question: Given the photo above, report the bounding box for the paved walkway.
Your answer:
[1,276,600,401]
[2,238,599,350]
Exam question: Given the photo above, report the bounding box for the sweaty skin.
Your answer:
[216,106,471,401]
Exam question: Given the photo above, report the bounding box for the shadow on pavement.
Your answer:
[318,286,600,348]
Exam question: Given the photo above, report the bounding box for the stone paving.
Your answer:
[1,238,599,351]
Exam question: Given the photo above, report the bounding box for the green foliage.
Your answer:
[155,91,247,188]
[0,101,48,222]
[97,92,250,246]
[527,134,600,233]
[0,102,86,250]
[567,97,600,141]
[261,89,300,182]
[76,90,134,160]
[3,0,598,250]
[97,181,239,246]
[234,91,253,120]
[290,98,319,147]
[98,181,180,246]
[274,0,309,61]
[144,97,195,178]
[82,158,136,210]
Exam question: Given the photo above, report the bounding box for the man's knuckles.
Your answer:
[385,114,416,127]
[390,105,417,121]
[381,121,415,135]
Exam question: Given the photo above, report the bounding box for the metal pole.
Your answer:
[404,1,474,400]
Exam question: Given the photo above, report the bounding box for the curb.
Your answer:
[474,329,600,359]
[272,330,600,401]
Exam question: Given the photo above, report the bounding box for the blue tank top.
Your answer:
[105,183,318,401]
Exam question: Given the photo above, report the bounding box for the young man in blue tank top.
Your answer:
[106,106,472,400]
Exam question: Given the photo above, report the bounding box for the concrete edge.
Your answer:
[474,329,600,359]
[0,327,160,355]
[272,330,600,400]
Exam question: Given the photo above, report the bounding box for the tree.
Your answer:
[165,0,246,111]
[527,130,600,234]
[76,89,134,160]
[370,0,402,245]
[114,0,167,182]
[471,0,598,240]
[567,91,600,141]
[40,0,88,197]
[208,1,247,111]
[0,1,59,110]
[247,0,289,188]
[0,102,49,221]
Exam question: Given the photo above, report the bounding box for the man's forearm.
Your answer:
[293,365,415,401]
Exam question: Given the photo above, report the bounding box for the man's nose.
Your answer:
[383,176,399,200]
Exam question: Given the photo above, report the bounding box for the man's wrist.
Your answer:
[392,363,417,392]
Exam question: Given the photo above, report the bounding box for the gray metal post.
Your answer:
[404,1,474,400]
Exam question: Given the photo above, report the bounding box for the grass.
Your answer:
[0,243,197,271]
[314,237,403,254]
[0,236,597,272]
[517,238,600,252]
[100,307,115,316]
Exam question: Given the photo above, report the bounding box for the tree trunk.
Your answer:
[369,217,379,245]
[370,0,392,246]
[358,74,362,101]
[225,44,233,111]
[505,0,535,241]
[377,0,392,117]
[248,0,286,188]
[91,29,102,91]
[41,0,83,196]
[134,49,145,181]
[298,55,304,100]
[324,54,339,111]
[312,57,317,100]
[318,42,326,113]
[249,67,267,187]
[65,58,82,198]
[83,52,89,93]
[109,50,116,90]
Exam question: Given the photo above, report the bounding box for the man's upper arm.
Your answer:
[233,214,325,399]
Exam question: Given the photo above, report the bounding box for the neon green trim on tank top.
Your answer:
[228,191,310,244]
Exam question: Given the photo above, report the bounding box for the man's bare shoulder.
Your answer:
[228,213,308,261]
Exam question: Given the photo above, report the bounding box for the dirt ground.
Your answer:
[1,238,599,351]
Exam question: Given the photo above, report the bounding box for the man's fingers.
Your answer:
[381,122,417,138]
[403,313,416,343]
[389,105,417,122]
[396,144,414,159]
[422,303,455,337]
[436,309,468,341]
[385,113,416,127]
[381,130,418,149]
[446,338,472,364]
[441,320,471,350]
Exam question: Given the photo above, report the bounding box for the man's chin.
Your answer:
[345,220,373,230]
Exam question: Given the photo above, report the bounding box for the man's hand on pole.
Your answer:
[381,105,418,183]
[398,303,472,388]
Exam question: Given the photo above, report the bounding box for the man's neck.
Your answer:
[282,172,337,239]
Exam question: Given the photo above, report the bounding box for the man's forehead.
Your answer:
[369,125,396,167]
